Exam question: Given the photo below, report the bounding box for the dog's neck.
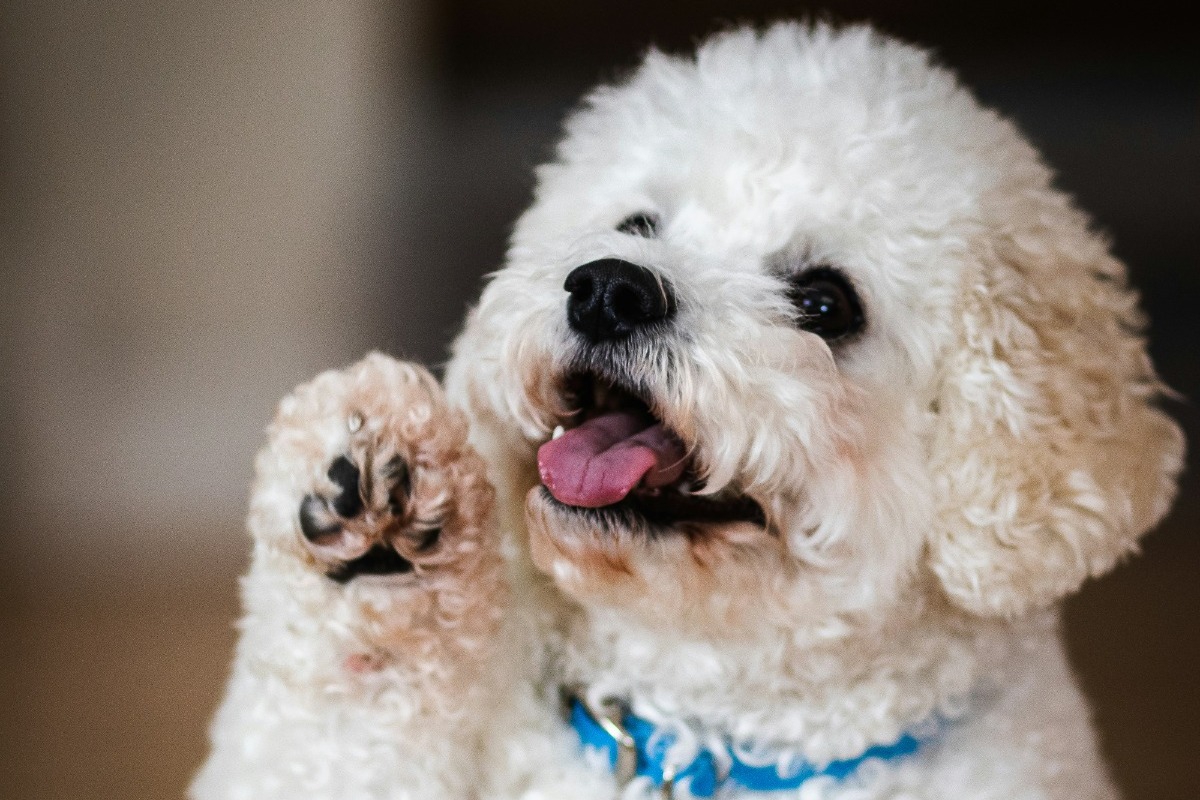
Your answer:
[556,598,1016,766]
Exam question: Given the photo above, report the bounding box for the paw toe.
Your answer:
[381,455,411,509]
[327,455,364,517]
[299,494,341,543]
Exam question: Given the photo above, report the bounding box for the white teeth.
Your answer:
[552,425,565,440]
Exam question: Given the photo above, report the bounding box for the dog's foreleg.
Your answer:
[192,353,506,800]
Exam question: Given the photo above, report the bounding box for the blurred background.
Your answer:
[1,1,1195,797]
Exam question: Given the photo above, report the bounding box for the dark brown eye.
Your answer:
[787,268,865,341]
[616,212,660,238]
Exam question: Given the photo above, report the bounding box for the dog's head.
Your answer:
[449,23,1183,636]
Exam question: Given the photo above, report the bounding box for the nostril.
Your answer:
[564,271,593,299]
[608,283,649,323]
[565,268,600,336]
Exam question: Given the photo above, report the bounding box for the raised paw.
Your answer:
[195,356,506,800]
[299,451,426,582]
[248,352,495,586]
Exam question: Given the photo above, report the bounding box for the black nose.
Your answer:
[564,259,676,343]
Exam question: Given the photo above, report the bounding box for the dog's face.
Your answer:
[451,24,1183,638]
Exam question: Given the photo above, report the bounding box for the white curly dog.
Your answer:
[192,22,1184,800]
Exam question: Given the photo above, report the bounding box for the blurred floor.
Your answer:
[0,587,240,799]
[0,514,1195,800]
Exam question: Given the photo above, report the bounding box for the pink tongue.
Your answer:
[537,411,688,508]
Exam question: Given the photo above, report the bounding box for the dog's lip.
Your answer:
[534,485,768,532]
[536,369,767,530]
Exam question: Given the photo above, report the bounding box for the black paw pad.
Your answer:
[382,455,411,511]
[416,527,441,551]
[297,450,420,582]
[327,456,364,517]
[384,455,412,494]
[327,545,414,583]
[299,494,340,542]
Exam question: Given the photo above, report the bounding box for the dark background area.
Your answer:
[2,2,1196,798]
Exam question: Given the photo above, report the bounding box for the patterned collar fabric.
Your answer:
[568,697,929,797]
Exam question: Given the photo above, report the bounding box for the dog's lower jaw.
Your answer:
[525,486,790,626]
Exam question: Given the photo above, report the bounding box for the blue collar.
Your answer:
[568,695,927,797]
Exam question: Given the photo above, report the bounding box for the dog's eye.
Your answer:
[616,212,660,238]
[787,268,865,341]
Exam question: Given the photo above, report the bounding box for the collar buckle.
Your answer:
[659,761,678,799]
[573,690,639,786]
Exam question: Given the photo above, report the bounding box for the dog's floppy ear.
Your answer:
[928,206,1184,618]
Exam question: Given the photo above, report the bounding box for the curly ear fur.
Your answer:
[929,195,1185,618]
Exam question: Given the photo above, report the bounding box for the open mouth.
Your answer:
[536,371,766,530]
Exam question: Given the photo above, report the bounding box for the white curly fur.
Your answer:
[195,21,1183,800]
[193,355,506,799]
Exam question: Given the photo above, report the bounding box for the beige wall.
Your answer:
[2,1,425,590]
